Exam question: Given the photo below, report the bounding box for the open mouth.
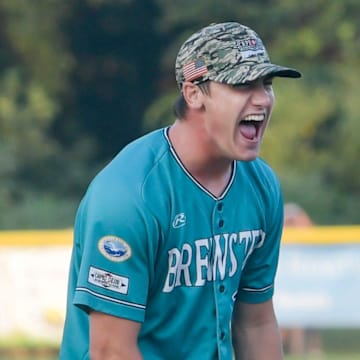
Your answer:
[238,114,265,140]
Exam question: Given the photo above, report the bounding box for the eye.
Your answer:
[263,77,274,87]
[231,82,252,90]
[231,77,274,91]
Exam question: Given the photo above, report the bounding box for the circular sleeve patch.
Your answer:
[98,236,132,262]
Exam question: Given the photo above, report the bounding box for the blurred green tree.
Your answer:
[144,0,360,224]
[55,0,162,160]
[0,0,359,227]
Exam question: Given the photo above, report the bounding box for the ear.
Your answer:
[182,81,205,110]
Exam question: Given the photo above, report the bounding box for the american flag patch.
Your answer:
[183,59,208,82]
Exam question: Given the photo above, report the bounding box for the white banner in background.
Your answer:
[274,244,360,328]
[0,246,71,342]
[0,243,360,343]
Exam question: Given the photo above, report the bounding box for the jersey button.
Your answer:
[220,331,225,340]
[219,284,225,293]
[218,219,224,228]
[217,202,223,211]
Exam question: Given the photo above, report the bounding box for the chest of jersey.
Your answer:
[159,191,265,295]
[143,155,267,297]
[140,158,269,359]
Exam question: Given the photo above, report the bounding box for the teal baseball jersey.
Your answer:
[59,127,283,360]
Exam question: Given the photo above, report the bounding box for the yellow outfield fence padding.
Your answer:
[0,226,359,246]
[0,229,73,246]
[282,225,360,244]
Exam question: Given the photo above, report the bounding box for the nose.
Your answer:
[251,82,274,107]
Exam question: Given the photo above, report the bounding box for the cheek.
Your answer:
[269,90,275,105]
[215,100,243,122]
[204,93,246,130]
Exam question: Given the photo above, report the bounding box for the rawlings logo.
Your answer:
[172,213,187,229]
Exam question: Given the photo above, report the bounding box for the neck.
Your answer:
[168,120,233,197]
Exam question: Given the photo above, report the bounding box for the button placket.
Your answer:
[215,201,225,230]
[211,200,230,359]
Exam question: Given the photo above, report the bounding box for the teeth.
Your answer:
[242,114,265,122]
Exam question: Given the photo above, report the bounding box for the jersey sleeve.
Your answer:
[236,175,284,304]
[71,169,159,323]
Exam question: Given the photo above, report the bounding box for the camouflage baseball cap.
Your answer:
[175,22,301,89]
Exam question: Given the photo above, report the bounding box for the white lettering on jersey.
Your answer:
[163,248,181,293]
[213,233,228,280]
[162,229,265,293]
[194,238,210,286]
[175,243,192,287]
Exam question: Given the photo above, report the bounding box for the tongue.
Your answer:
[239,123,257,139]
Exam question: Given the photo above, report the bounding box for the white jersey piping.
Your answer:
[163,127,236,201]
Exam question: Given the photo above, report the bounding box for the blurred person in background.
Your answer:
[281,202,323,355]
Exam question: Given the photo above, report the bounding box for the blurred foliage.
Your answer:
[0,0,359,228]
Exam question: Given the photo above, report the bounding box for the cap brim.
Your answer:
[266,65,302,79]
[246,63,302,82]
[216,63,301,85]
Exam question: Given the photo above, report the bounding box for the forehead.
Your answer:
[209,75,275,89]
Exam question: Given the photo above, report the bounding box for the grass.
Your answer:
[1,329,360,359]
[283,328,360,360]
[286,355,360,360]
[0,352,358,360]
[0,350,58,360]
[0,333,59,360]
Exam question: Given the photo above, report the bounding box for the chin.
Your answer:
[234,154,258,162]
[242,156,258,162]
[235,149,260,162]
